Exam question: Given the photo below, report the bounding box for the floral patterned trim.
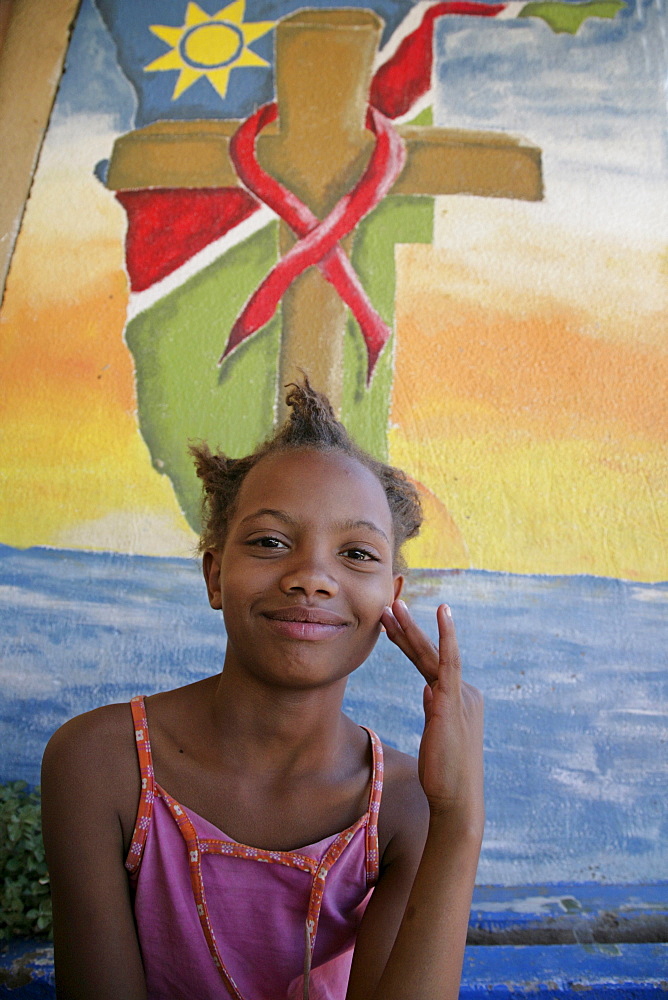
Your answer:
[125,696,155,874]
[200,838,318,874]
[363,727,383,886]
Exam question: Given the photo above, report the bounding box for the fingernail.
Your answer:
[444,604,452,618]
[398,600,408,610]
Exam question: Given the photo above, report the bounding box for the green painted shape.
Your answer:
[342,195,434,461]
[125,223,280,532]
[127,200,433,532]
[407,107,433,127]
[520,0,626,33]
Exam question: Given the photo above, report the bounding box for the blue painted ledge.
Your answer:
[1,941,667,998]
[469,883,668,945]
[0,941,53,999]
[2,884,666,997]
[2,940,666,998]
[461,944,668,997]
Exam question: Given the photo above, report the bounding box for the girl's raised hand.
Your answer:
[380,601,484,830]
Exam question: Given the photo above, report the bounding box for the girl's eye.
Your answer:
[249,535,286,549]
[341,547,376,562]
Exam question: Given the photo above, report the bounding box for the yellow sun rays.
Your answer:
[145,0,275,101]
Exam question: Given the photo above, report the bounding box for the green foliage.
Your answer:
[0,782,52,941]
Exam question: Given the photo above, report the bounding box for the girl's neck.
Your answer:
[210,664,352,778]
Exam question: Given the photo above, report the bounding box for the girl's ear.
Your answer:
[392,574,404,603]
[203,550,223,610]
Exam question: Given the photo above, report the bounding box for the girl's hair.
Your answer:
[190,378,422,570]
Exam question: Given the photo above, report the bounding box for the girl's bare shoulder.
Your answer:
[41,679,215,807]
[377,742,429,859]
[43,701,137,775]
[42,676,213,773]
[42,702,140,826]
[40,701,144,859]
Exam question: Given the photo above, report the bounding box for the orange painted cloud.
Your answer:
[392,244,667,581]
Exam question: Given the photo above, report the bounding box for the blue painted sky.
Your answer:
[58,0,668,161]
[53,0,136,131]
[435,2,667,189]
[60,0,424,128]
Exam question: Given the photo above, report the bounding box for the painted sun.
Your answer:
[145,0,275,101]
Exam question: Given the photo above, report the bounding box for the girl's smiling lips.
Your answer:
[262,606,351,640]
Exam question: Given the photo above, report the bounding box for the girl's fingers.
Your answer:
[422,683,434,724]
[381,600,440,684]
[382,601,463,691]
[379,605,418,662]
[390,601,439,683]
[437,604,462,670]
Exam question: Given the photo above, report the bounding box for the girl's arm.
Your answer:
[41,707,147,1000]
[346,602,484,1000]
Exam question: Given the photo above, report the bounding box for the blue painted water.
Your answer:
[1,544,666,885]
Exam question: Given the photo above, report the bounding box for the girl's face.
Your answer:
[204,448,403,690]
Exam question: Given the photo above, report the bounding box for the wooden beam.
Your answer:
[106,120,243,191]
[394,126,542,201]
[106,120,542,203]
[0,0,80,303]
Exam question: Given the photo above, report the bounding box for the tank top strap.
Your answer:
[125,696,156,874]
[362,726,383,886]
[301,727,384,997]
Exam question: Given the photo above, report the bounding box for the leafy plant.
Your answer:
[0,782,52,941]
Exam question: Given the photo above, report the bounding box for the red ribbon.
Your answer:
[222,102,407,383]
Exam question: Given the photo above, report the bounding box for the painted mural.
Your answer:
[0,0,666,886]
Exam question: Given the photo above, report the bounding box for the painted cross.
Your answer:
[107,8,542,420]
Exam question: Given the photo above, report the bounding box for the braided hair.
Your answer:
[190,377,422,571]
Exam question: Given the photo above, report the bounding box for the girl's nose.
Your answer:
[279,552,339,598]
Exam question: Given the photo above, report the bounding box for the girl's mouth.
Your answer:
[262,607,350,641]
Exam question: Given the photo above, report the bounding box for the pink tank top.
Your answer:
[125,697,384,1000]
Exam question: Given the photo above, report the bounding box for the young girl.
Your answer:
[41,380,484,1000]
